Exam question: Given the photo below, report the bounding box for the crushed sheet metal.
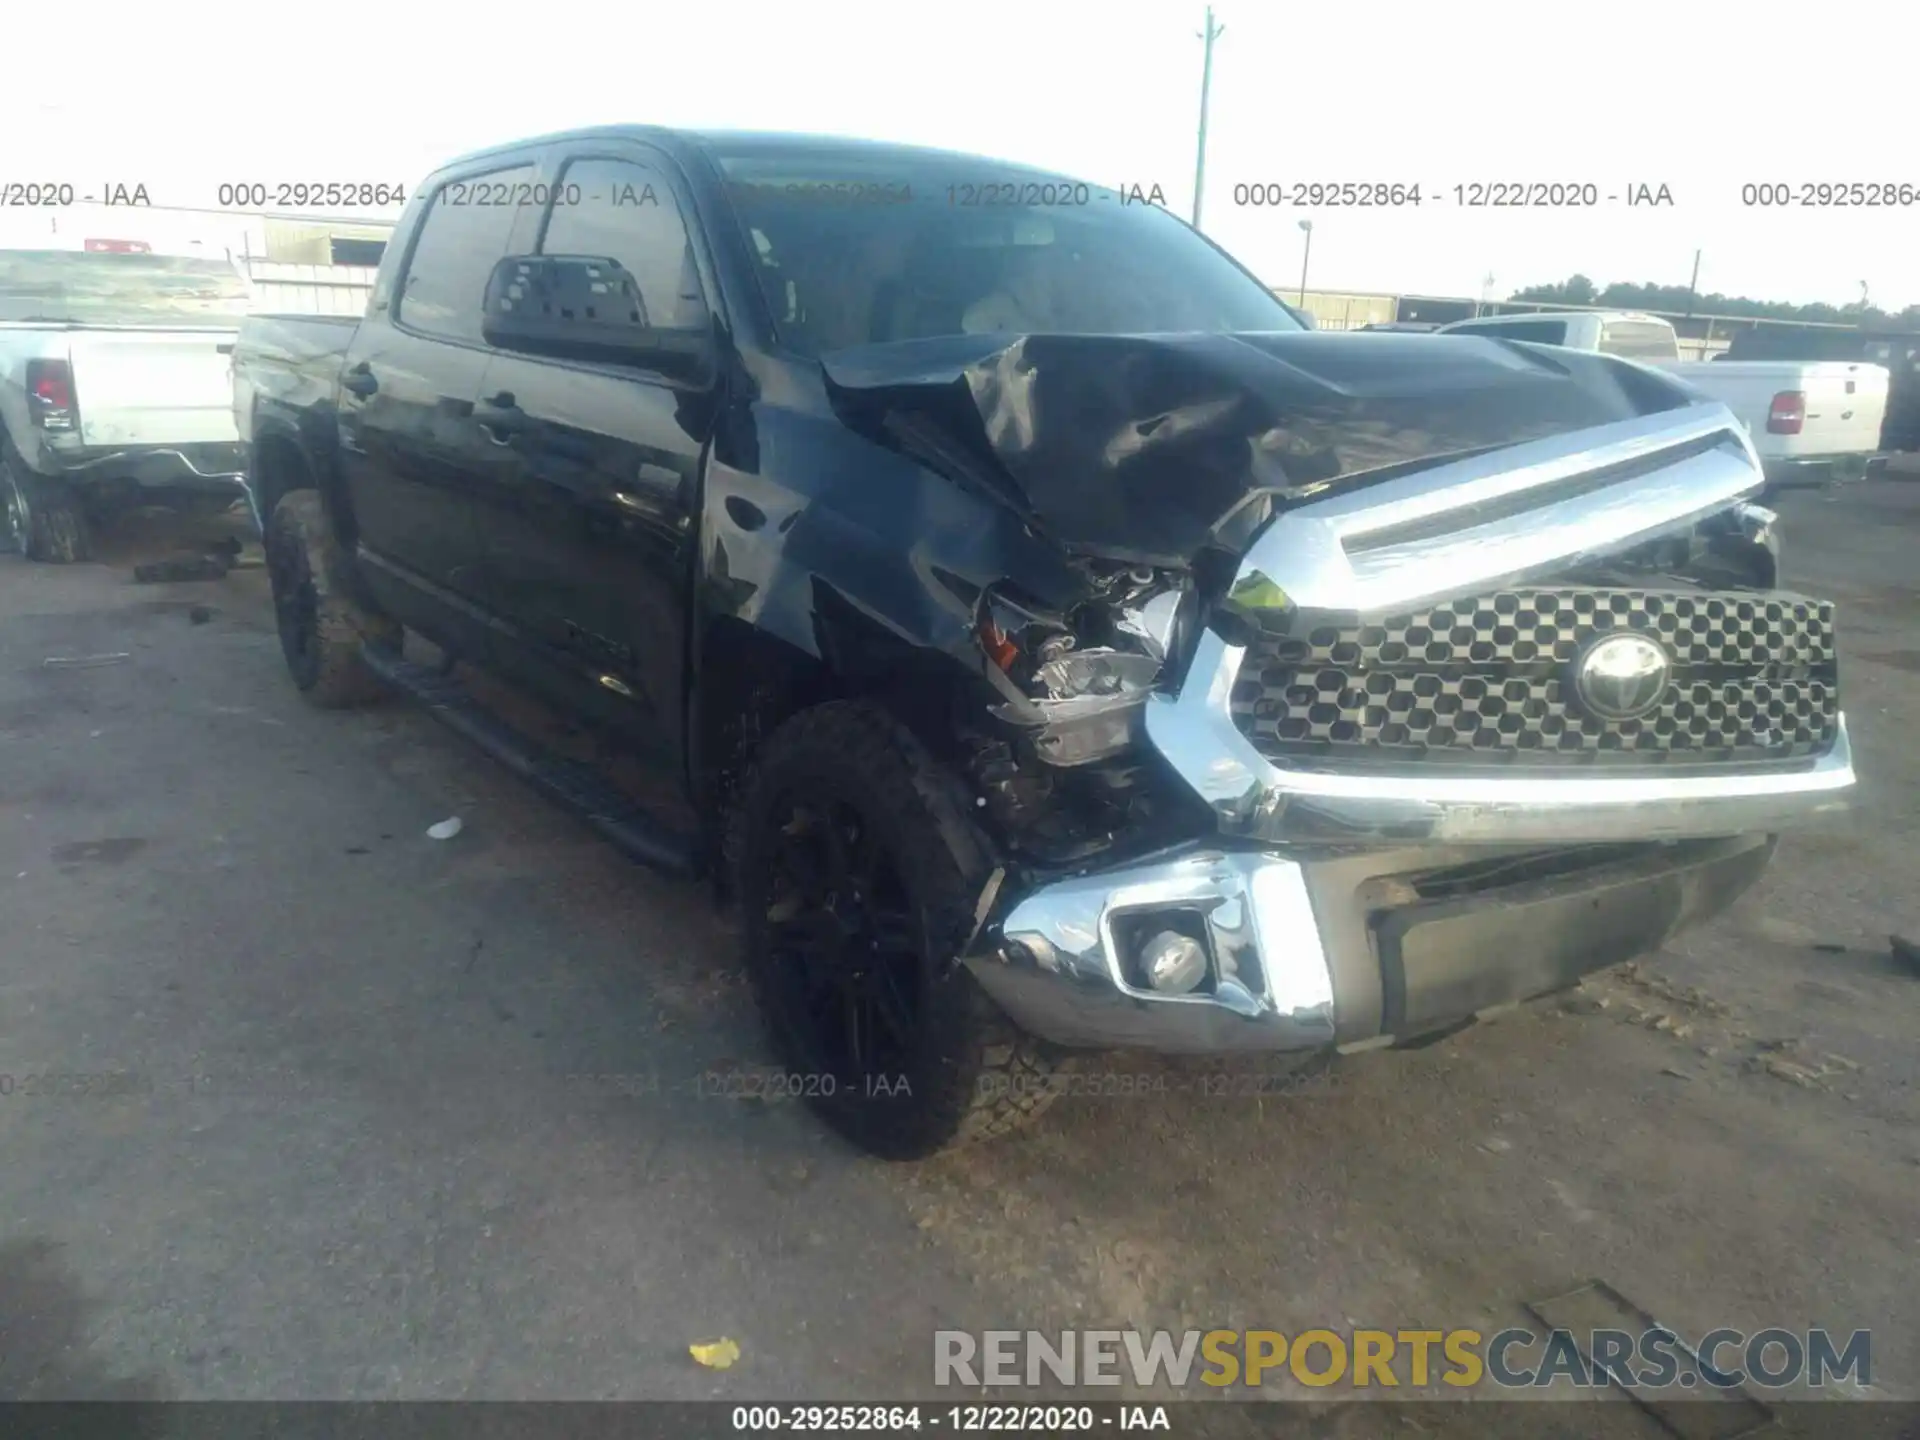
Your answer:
[1525,1279,1774,1440]
[822,330,1699,566]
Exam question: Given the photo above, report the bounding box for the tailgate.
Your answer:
[1799,363,1889,456]
[70,329,241,448]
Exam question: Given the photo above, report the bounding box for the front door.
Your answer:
[468,148,717,762]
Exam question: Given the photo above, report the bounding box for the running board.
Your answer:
[359,645,703,880]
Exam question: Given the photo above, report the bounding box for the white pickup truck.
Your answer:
[1435,310,1890,490]
[1,241,254,562]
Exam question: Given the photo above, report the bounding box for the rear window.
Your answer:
[1598,321,1680,360]
[1450,319,1570,345]
[0,250,253,328]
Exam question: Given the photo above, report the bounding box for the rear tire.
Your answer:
[735,700,1066,1160]
[263,490,398,708]
[2,452,94,564]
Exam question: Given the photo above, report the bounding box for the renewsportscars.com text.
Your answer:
[934,1327,1870,1390]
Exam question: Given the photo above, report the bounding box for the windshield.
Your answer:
[0,250,253,328]
[710,146,1303,357]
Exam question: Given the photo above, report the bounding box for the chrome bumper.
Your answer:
[965,835,1775,1054]
[965,401,1852,1054]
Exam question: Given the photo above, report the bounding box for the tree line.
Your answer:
[1510,274,1920,328]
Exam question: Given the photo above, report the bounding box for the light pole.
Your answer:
[1296,218,1314,306]
[1192,7,1226,230]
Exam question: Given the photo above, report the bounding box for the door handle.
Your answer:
[341,364,378,398]
[477,391,534,441]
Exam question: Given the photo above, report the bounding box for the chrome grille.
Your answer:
[1229,587,1839,767]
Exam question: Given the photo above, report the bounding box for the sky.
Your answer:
[5,0,1914,308]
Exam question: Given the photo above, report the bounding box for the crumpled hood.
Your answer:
[822,331,1697,568]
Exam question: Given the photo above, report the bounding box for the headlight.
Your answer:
[1033,649,1162,702]
[977,572,1192,766]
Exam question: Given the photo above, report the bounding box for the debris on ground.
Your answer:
[426,818,464,841]
[134,554,233,584]
[1742,1037,1861,1089]
[1613,962,1730,1016]
[42,653,131,669]
[1891,933,1920,976]
[189,605,213,625]
[689,1337,741,1370]
[1559,992,1607,1016]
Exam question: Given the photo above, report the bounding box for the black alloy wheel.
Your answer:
[759,786,926,1089]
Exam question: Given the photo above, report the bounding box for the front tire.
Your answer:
[735,701,1066,1160]
[2,453,94,564]
[263,490,398,708]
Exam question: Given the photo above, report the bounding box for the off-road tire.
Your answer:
[264,490,398,708]
[2,451,94,564]
[735,700,1067,1160]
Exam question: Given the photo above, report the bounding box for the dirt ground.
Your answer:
[1,478,1915,1426]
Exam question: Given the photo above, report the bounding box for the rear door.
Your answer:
[337,151,544,605]
[70,329,240,447]
[468,143,718,759]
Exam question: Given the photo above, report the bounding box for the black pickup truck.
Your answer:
[232,127,1855,1159]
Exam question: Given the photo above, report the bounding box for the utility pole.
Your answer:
[1191,6,1225,230]
[1684,248,1701,319]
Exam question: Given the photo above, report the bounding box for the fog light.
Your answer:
[1140,930,1208,994]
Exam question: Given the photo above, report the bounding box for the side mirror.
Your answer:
[480,254,714,380]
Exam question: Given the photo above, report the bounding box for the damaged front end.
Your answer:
[823,332,1856,1056]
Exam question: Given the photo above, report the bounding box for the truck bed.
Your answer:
[1661,358,1890,460]
[1,319,243,451]
[231,313,360,450]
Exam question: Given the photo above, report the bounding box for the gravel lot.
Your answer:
[2,479,1916,1419]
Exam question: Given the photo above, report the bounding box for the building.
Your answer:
[253,219,391,268]
[1279,287,1869,363]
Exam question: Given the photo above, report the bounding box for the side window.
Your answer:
[1598,321,1680,360]
[399,163,536,343]
[540,157,710,333]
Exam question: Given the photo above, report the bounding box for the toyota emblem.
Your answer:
[1573,632,1671,721]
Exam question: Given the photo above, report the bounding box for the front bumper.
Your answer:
[965,835,1774,1053]
[965,401,1853,1055]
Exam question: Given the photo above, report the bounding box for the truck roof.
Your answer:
[1447,310,1671,327]
[430,125,1072,181]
